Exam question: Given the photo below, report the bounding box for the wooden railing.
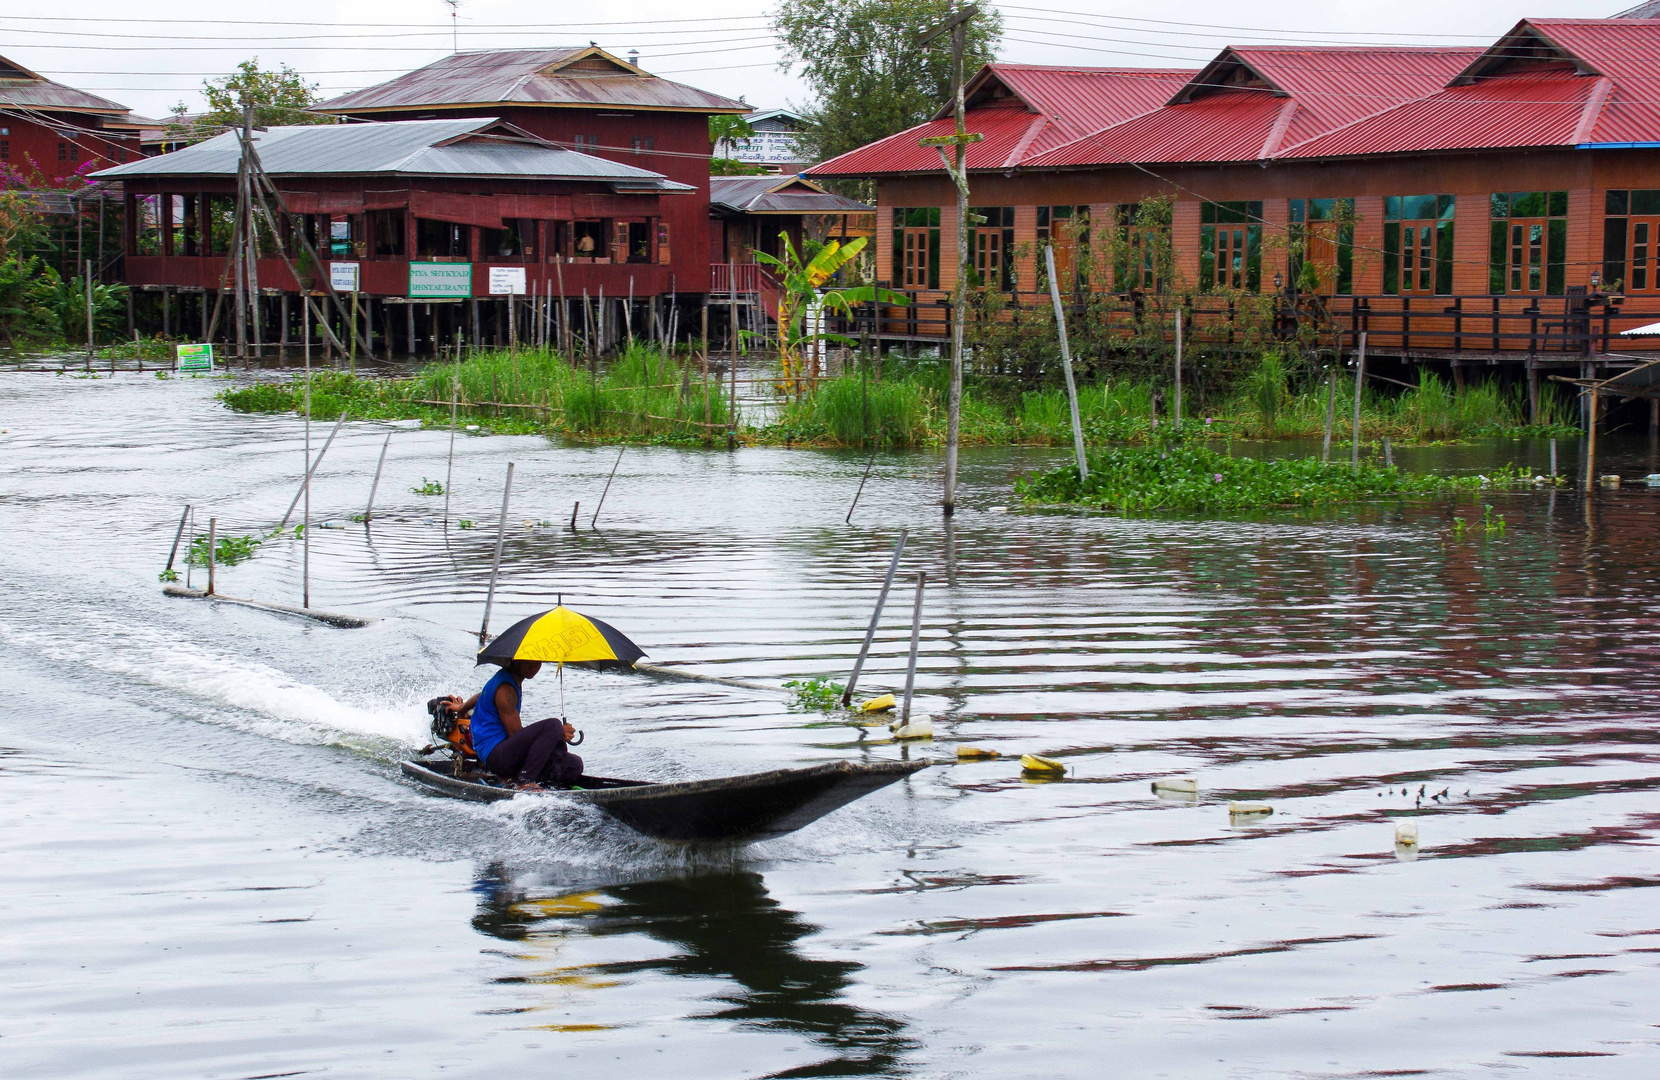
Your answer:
[710,262,768,295]
[831,284,1660,359]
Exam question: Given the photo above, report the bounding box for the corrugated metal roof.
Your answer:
[1025,90,1292,167]
[809,64,1191,177]
[89,118,689,188]
[1229,47,1480,148]
[316,47,747,115]
[1278,69,1596,159]
[0,52,130,114]
[709,175,870,214]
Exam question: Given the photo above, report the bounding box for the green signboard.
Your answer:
[409,262,473,299]
[176,343,214,373]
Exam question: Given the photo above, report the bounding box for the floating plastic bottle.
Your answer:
[956,746,1000,760]
[1021,754,1066,775]
[1228,801,1272,818]
[1152,777,1198,795]
[890,717,933,740]
[859,694,897,713]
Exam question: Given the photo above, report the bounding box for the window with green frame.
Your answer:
[1199,201,1262,292]
[1601,189,1660,293]
[1383,195,1454,296]
[1489,191,1566,295]
[891,207,940,290]
[1289,198,1355,294]
[969,206,1015,290]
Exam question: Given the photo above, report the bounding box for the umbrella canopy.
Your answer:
[1621,321,1660,336]
[477,606,645,668]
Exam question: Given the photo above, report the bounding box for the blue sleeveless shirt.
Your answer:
[470,668,520,764]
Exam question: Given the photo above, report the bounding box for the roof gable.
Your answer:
[1168,49,1285,105]
[0,52,131,115]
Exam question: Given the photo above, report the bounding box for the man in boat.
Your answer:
[441,659,583,788]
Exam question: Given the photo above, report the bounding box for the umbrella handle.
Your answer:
[568,729,584,746]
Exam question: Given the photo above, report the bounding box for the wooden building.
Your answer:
[0,53,142,181]
[94,118,697,354]
[312,46,747,300]
[808,19,1660,372]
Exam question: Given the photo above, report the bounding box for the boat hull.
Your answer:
[399,757,930,842]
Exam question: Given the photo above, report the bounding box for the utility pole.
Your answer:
[917,2,981,517]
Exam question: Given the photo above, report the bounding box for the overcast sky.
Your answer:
[3,0,1634,121]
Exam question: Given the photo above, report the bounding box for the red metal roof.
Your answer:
[1029,46,1480,168]
[1280,19,1660,158]
[808,64,1192,177]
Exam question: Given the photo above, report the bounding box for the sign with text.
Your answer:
[488,266,527,295]
[329,261,360,292]
[175,343,213,373]
[409,262,472,299]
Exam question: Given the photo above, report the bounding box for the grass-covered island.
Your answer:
[1016,440,1543,513]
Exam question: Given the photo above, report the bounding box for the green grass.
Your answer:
[220,343,734,443]
[1017,437,1542,514]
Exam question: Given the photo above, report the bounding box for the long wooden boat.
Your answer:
[399,757,930,843]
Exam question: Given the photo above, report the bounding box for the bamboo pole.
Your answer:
[479,462,515,641]
[443,347,459,526]
[1173,305,1183,433]
[364,432,390,523]
[842,530,907,707]
[590,446,624,528]
[1322,369,1335,461]
[165,504,191,574]
[279,411,346,530]
[303,301,311,608]
[1585,390,1599,488]
[207,517,217,596]
[1350,331,1367,468]
[899,571,926,724]
[1044,245,1088,481]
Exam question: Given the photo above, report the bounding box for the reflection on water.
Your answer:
[473,866,915,1076]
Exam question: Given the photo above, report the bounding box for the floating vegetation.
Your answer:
[1018,438,1536,514]
[184,531,263,567]
[412,478,445,496]
[458,519,475,530]
[784,677,845,711]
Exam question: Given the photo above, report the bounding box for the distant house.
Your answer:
[94,118,695,353]
[709,174,871,264]
[0,53,140,180]
[715,109,809,174]
[312,46,748,298]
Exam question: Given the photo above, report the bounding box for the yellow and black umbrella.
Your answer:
[477,605,645,669]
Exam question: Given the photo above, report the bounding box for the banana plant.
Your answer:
[753,233,907,394]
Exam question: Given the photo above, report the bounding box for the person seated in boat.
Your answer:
[440,660,582,788]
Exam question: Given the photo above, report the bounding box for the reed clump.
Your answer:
[221,343,733,442]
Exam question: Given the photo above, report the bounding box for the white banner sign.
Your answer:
[488,266,527,295]
[329,262,360,292]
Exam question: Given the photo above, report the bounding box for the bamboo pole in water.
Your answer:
[899,571,926,724]
[166,504,191,574]
[279,411,346,531]
[364,432,390,524]
[842,530,907,707]
[591,446,624,529]
[1351,331,1368,468]
[443,345,459,527]
[1322,370,1335,461]
[207,517,217,596]
[1585,390,1599,488]
[303,301,311,608]
[479,462,514,642]
[1044,246,1088,481]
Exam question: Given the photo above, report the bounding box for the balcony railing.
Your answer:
[831,284,1660,358]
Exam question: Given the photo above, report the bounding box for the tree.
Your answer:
[773,0,1001,167]
[169,59,334,142]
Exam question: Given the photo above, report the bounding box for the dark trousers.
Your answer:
[485,718,583,785]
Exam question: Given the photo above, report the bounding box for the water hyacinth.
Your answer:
[1017,437,1534,513]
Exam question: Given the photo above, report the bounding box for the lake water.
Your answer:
[4,369,1660,1078]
